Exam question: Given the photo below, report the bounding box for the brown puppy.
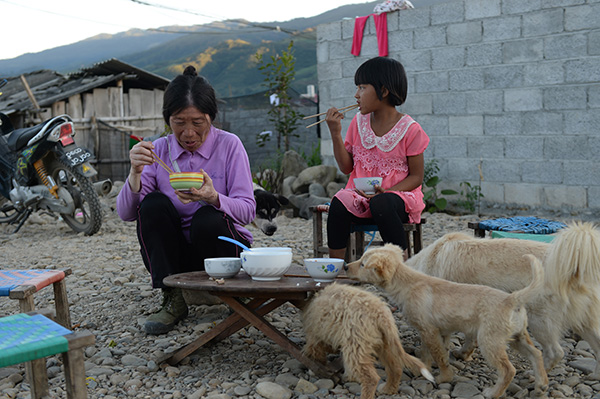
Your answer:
[302,283,434,399]
[406,222,600,377]
[347,244,548,399]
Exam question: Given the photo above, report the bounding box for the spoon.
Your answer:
[218,236,251,252]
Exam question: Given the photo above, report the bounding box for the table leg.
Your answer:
[164,297,283,366]
[220,297,340,381]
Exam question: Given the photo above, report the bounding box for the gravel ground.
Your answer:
[0,186,599,399]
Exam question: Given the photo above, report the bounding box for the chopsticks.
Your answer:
[304,104,359,128]
[130,135,174,174]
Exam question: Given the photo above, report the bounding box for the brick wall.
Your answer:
[316,0,600,213]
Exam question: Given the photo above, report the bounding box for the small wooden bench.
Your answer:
[0,311,95,399]
[0,268,72,329]
[311,206,425,262]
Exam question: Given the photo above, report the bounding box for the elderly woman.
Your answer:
[117,66,255,335]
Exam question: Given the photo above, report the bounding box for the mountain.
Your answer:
[0,0,447,98]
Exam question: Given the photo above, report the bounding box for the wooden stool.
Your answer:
[0,268,72,329]
[310,206,425,262]
[0,311,95,399]
[468,217,567,239]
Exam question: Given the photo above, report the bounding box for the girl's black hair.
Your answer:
[162,65,218,124]
[354,57,408,106]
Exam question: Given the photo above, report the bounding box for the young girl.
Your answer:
[325,56,429,261]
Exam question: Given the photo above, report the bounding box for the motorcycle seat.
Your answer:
[6,125,44,152]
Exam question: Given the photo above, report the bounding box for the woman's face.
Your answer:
[170,106,211,152]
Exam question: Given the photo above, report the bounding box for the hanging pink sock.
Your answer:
[373,13,388,57]
[351,15,369,56]
[351,13,389,57]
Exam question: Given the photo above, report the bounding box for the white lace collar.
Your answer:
[357,113,415,153]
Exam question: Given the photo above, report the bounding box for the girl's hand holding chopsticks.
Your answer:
[304,104,358,128]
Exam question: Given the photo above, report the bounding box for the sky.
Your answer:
[1,0,370,60]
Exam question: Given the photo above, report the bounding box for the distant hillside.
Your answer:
[0,0,448,98]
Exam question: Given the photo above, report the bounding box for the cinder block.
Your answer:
[522,161,563,184]
[398,7,431,30]
[504,0,543,13]
[591,31,600,55]
[544,33,588,60]
[433,136,468,157]
[414,115,450,137]
[564,110,600,136]
[521,112,563,135]
[448,22,483,45]
[588,186,600,209]
[544,86,587,110]
[566,59,600,83]
[590,87,600,108]
[431,1,465,25]
[450,69,485,91]
[505,184,544,207]
[504,88,543,112]
[397,50,432,72]
[433,92,467,114]
[505,136,544,159]
[466,91,504,114]
[447,158,483,181]
[415,71,449,92]
[523,9,564,36]
[341,18,355,40]
[450,116,484,136]
[565,4,600,31]
[402,94,433,115]
[432,47,465,70]
[564,161,600,185]
[317,62,343,81]
[414,26,448,49]
[544,185,587,208]
[503,39,544,63]
[481,159,522,183]
[467,43,503,66]
[317,21,342,42]
[480,181,504,204]
[465,0,501,19]
[316,42,330,64]
[467,136,504,158]
[524,61,565,86]
[483,16,522,41]
[484,113,523,136]
[484,65,525,89]
[544,136,590,160]
[388,31,413,53]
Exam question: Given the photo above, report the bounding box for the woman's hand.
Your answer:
[174,169,220,207]
[127,141,155,193]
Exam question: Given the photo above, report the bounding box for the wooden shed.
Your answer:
[0,59,170,181]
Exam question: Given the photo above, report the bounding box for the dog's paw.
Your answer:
[379,383,398,395]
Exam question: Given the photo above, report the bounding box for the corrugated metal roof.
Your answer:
[0,59,170,116]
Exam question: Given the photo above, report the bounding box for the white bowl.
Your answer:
[353,177,383,194]
[204,257,242,278]
[240,250,293,281]
[304,258,345,282]
[248,247,292,253]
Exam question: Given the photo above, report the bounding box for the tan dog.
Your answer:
[302,283,434,399]
[346,244,548,399]
[406,222,600,377]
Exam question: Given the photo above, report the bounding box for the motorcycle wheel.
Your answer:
[0,196,21,223]
[45,158,103,235]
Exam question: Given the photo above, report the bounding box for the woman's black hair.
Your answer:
[162,65,218,124]
[354,57,408,106]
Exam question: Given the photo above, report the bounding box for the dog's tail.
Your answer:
[509,254,545,307]
[544,221,600,301]
[380,320,435,383]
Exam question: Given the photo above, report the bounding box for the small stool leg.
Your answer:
[18,295,35,314]
[26,359,49,399]
[313,210,323,258]
[62,348,88,399]
[53,279,72,329]
[414,223,423,254]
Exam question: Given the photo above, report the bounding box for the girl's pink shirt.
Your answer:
[334,112,430,224]
[117,126,256,243]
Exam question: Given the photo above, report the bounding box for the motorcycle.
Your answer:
[0,82,102,235]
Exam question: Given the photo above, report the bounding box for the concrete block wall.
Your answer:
[316,0,600,213]
[220,105,320,173]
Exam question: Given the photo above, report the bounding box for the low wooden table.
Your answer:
[163,267,355,380]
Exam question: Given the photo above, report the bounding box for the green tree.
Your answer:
[255,41,302,152]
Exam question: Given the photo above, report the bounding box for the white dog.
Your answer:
[347,245,548,398]
[406,221,600,377]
